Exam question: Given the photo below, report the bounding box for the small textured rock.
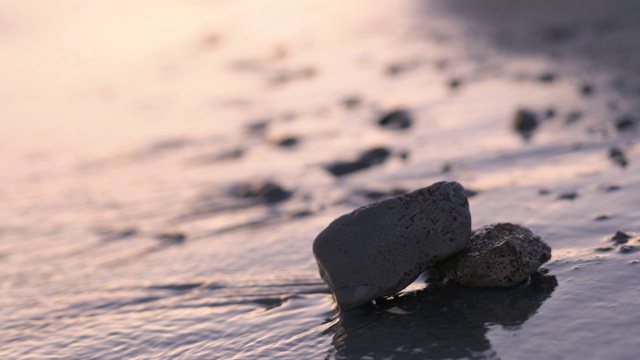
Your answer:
[313,181,471,310]
[513,109,539,140]
[377,109,413,130]
[439,223,551,287]
[324,147,392,177]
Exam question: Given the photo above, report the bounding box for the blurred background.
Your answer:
[2,0,639,359]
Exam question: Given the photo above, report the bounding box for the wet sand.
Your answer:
[1,0,640,359]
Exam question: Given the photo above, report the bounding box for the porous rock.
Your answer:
[438,223,551,287]
[313,181,471,310]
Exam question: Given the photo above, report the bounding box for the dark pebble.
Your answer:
[441,162,452,173]
[615,116,637,132]
[325,147,392,177]
[378,109,413,130]
[611,231,632,244]
[594,245,614,252]
[448,79,462,89]
[557,192,578,201]
[342,96,362,109]
[566,111,583,124]
[247,120,269,133]
[155,232,186,244]
[618,245,637,254]
[580,83,594,96]
[538,73,557,83]
[609,147,628,168]
[544,108,557,119]
[229,181,293,205]
[513,109,539,139]
[289,209,313,219]
[593,214,611,221]
[599,183,621,192]
[538,188,552,196]
[275,136,299,148]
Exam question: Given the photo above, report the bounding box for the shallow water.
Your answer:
[2,0,640,359]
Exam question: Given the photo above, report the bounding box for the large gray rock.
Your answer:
[313,181,472,310]
[438,223,551,287]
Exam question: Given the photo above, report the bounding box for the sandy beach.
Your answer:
[2,0,640,359]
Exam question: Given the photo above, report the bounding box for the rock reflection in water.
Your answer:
[326,272,557,359]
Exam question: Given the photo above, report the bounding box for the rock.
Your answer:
[580,83,594,96]
[438,223,551,287]
[313,181,472,310]
[377,109,413,130]
[341,96,362,109]
[229,181,293,205]
[513,109,539,140]
[615,115,637,132]
[274,136,299,148]
[538,72,557,83]
[324,147,392,177]
[557,191,578,201]
[566,111,583,124]
[609,231,633,245]
[609,147,628,168]
[155,232,187,244]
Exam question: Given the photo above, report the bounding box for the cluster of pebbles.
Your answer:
[313,181,552,310]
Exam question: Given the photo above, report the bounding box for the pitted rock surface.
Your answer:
[440,223,551,287]
[313,181,471,310]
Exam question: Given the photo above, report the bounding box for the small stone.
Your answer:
[341,96,361,109]
[610,231,633,245]
[229,181,293,205]
[378,109,413,130]
[580,83,594,96]
[513,109,539,140]
[325,147,392,177]
[557,192,578,201]
[313,181,471,310]
[448,78,462,89]
[618,245,637,254]
[437,223,551,287]
[566,111,583,124]
[155,232,186,244]
[544,108,557,119]
[246,120,269,134]
[538,73,557,83]
[274,136,299,148]
[615,116,636,132]
[609,147,628,168]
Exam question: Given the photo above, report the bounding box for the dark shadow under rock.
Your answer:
[325,147,392,177]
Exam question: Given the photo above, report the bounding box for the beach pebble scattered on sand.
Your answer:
[437,223,551,287]
[377,109,413,130]
[229,181,293,205]
[313,181,471,310]
[513,109,539,139]
[324,147,392,177]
